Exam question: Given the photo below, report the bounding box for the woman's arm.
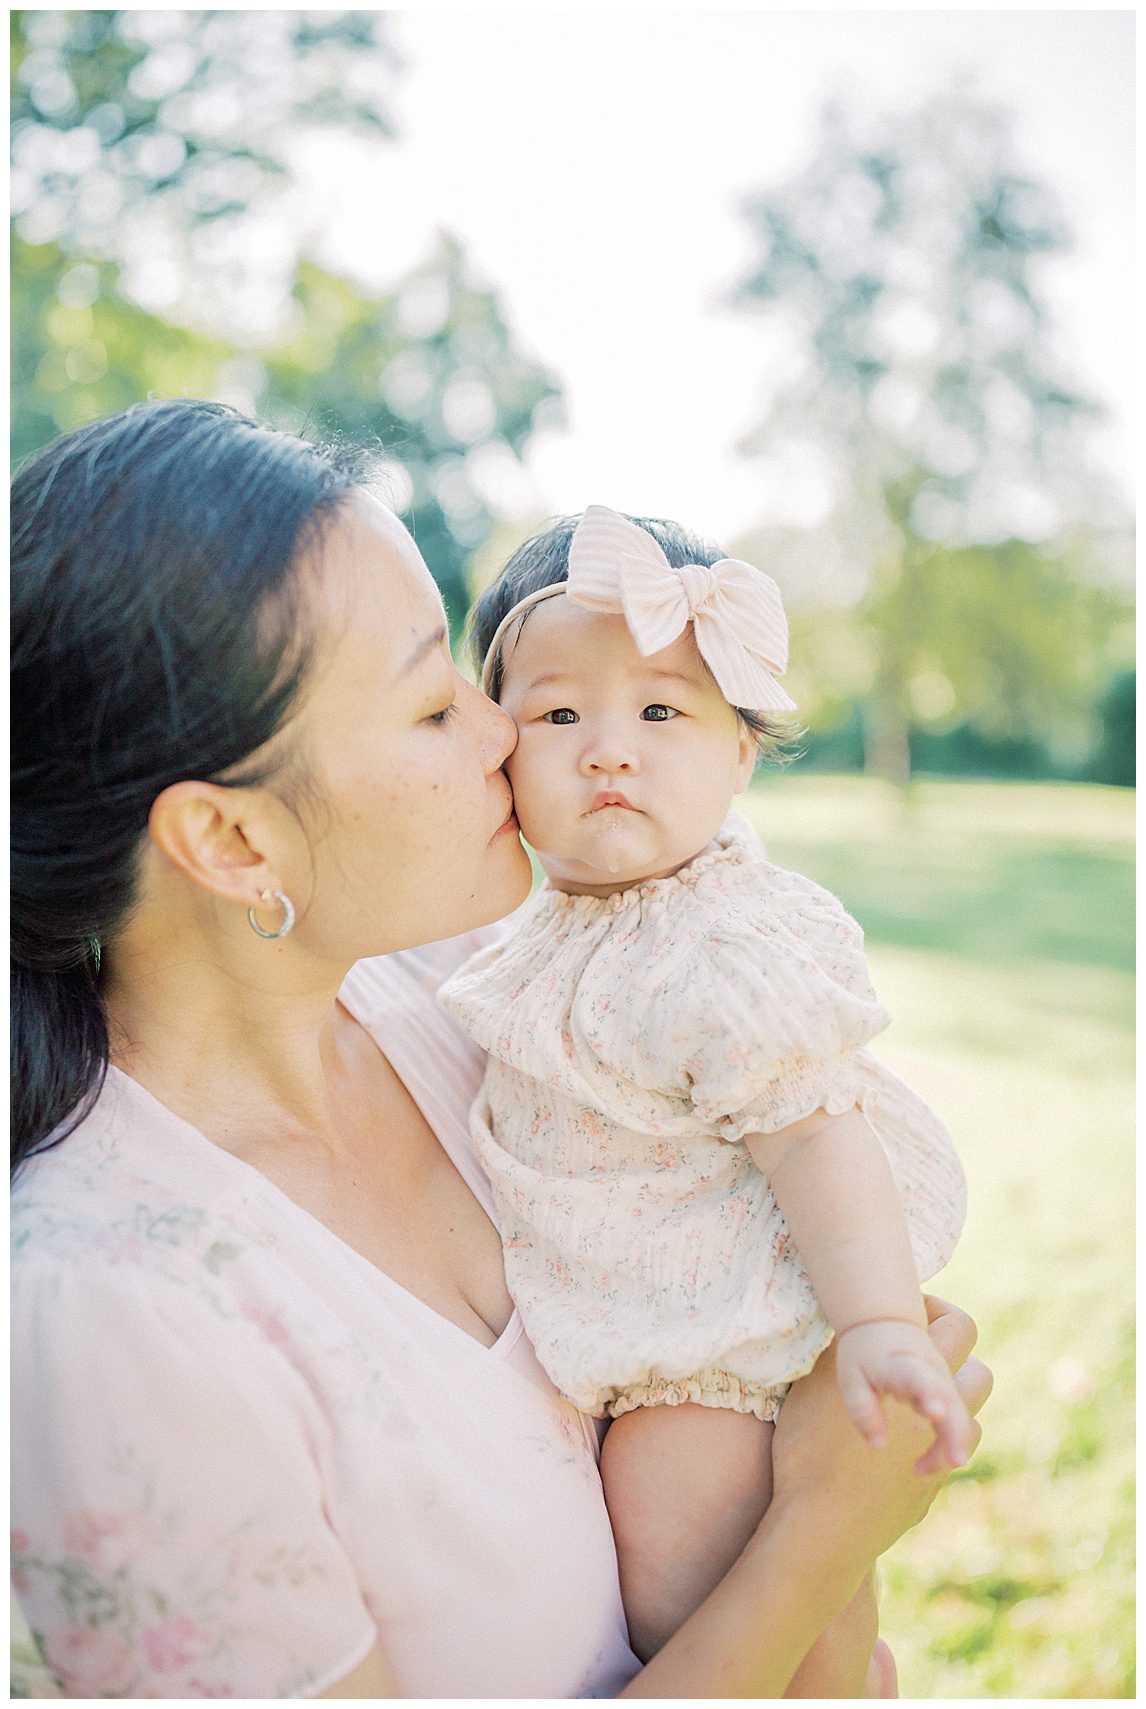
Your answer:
[319,1647,397,1698]
[315,1301,988,1700]
[618,1298,990,1698]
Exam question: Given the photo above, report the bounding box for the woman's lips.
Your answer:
[589,791,634,812]
[491,800,519,837]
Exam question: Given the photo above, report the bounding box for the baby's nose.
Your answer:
[582,737,637,774]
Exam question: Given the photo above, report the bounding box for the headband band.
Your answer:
[479,583,568,696]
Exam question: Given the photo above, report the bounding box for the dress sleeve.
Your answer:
[11,1264,378,1700]
[628,885,892,1142]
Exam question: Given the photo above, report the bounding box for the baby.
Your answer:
[439,505,968,1677]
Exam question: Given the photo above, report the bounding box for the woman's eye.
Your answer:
[543,708,579,725]
[641,704,678,721]
[426,702,458,726]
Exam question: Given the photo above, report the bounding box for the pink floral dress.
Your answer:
[10,939,638,1699]
[439,814,966,1423]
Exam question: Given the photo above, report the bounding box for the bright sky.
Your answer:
[302,8,1135,541]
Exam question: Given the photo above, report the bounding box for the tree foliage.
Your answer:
[731,91,1131,781]
[10,10,561,622]
[11,11,397,264]
[261,239,560,625]
[11,234,232,464]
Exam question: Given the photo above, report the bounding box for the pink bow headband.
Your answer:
[480,504,796,713]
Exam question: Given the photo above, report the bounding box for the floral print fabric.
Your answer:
[11,940,638,1699]
[439,814,967,1421]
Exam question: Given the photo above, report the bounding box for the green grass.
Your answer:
[741,773,1134,1698]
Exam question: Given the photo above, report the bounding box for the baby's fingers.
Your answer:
[914,1413,981,1477]
[836,1359,889,1449]
[883,1357,972,1468]
[933,1391,975,1468]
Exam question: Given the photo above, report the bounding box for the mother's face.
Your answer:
[284,490,531,958]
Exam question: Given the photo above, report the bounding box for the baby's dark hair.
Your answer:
[467,512,802,763]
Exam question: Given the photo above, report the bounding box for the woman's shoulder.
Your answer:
[342,916,523,1014]
[11,1070,281,1308]
[339,927,525,1192]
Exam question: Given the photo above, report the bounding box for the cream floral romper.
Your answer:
[440,814,966,1423]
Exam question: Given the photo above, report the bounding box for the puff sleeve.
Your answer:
[619,880,892,1142]
[10,1263,378,1699]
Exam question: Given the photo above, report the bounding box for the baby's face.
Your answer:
[496,596,756,895]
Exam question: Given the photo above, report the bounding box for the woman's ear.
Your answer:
[147,780,279,906]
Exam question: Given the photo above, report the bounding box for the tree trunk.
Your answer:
[861,698,912,788]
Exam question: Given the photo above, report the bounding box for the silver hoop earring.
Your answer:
[247,889,296,940]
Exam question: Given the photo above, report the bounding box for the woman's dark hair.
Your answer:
[11,398,364,1172]
[469,512,803,758]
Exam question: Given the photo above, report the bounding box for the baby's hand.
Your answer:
[835,1318,974,1471]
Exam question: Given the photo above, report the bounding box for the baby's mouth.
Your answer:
[588,791,635,813]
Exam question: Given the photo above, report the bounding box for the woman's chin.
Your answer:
[486,835,534,915]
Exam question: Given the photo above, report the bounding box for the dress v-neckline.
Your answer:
[103,1050,523,1361]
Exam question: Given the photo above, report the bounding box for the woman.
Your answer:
[11,400,990,1699]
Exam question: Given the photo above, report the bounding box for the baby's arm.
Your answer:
[746,1109,972,1468]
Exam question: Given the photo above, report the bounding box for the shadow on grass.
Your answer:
[751,791,1133,977]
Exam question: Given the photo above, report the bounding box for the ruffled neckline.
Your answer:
[538,812,760,917]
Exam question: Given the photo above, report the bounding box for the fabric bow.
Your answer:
[566,504,796,713]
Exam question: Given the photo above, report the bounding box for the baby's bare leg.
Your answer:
[601,1403,884,1688]
[599,1402,774,1661]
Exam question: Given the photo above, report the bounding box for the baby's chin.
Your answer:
[531,820,703,894]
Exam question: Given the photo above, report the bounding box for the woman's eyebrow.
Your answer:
[398,624,449,677]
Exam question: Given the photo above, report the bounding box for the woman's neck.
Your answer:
[101,919,359,1153]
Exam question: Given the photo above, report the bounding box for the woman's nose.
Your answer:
[472,679,519,772]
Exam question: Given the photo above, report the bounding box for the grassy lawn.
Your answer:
[740,772,1134,1698]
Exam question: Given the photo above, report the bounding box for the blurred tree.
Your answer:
[731,90,1131,782]
[11,9,399,317]
[12,231,560,633]
[11,234,233,464]
[10,11,561,612]
[261,238,560,628]
[1086,670,1135,788]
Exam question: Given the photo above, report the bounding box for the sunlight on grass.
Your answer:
[742,773,1134,1698]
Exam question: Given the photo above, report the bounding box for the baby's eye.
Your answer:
[425,701,458,726]
[641,704,679,722]
[543,708,579,725]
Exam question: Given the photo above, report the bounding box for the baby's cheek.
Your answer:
[509,784,562,859]
[504,745,545,813]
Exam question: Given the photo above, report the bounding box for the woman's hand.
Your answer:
[770,1296,992,1569]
